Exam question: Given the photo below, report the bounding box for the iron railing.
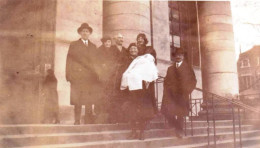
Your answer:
[190,88,260,148]
[154,76,260,148]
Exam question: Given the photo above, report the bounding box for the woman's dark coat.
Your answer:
[161,61,197,117]
[97,45,117,84]
[66,39,100,105]
[122,45,158,122]
[138,45,158,113]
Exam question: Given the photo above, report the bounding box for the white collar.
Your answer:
[176,61,183,67]
[81,39,88,44]
[116,44,123,51]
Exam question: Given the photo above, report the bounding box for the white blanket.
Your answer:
[120,54,158,91]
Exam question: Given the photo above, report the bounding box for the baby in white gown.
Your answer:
[120,54,158,91]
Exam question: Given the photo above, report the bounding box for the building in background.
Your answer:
[0,1,238,123]
[237,46,260,105]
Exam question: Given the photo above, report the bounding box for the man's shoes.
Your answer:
[175,130,183,139]
[139,130,145,140]
[54,119,60,124]
[74,120,80,125]
[176,132,183,139]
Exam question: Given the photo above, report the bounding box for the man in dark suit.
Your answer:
[66,23,100,125]
[110,33,128,63]
[161,48,197,138]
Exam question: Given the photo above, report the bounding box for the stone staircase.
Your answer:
[1,119,260,148]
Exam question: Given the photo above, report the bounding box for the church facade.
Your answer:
[0,1,238,123]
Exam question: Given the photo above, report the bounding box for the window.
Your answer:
[239,75,252,90]
[256,73,260,89]
[240,59,250,68]
[173,35,180,48]
[169,2,181,62]
[168,1,200,67]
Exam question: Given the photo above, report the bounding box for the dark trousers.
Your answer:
[168,115,184,132]
[74,104,94,124]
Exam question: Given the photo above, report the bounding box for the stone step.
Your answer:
[0,125,256,147]
[0,122,163,135]
[0,120,251,135]
[14,130,260,148]
[165,136,260,148]
[184,125,254,136]
[1,129,175,147]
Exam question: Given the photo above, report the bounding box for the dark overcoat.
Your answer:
[66,39,100,105]
[110,45,128,97]
[122,45,158,122]
[137,45,158,113]
[97,45,117,83]
[161,61,197,117]
[42,74,59,121]
[104,45,129,123]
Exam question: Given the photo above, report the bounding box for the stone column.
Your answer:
[103,1,151,46]
[198,1,239,96]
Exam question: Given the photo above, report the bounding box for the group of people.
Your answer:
[43,22,197,140]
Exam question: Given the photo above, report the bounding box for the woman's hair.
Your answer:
[136,33,148,45]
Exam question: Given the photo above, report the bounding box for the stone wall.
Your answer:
[0,0,56,123]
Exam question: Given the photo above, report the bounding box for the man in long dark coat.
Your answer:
[66,23,100,125]
[107,33,129,123]
[161,48,197,138]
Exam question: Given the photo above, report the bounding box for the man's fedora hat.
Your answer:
[77,23,93,33]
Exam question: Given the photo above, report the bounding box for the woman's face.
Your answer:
[129,46,138,56]
[137,37,145,45]
[104,40,112,48]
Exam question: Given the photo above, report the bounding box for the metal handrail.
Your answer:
[155,76,260,113]
[239,93,260,97]
[155,76,260,147]
[194,88,260,113]
[194,87,260,148]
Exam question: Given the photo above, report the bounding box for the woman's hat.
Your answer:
[77,23,93,33]
[101,36,112,43]
[127,43,137,51]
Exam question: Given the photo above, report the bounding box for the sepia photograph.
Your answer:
[0,0,260,147]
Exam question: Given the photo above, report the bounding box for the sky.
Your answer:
[231,0,260,59]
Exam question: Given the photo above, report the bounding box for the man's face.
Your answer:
[137,37,145,45]
[115,37,124,46]
[104,40,112,48]
[129,46,138,56]
[175,54,184,63]
[79,28,91,40]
